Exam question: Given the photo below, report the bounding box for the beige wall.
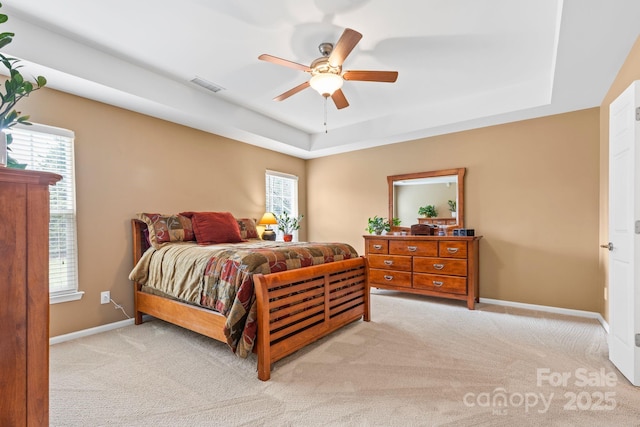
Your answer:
[19,36,640,335]
[599,35,640,322]
[17,88,306,337]
[308,108,601,312]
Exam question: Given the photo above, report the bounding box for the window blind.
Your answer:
[265,170,299,240]
[8,124,79,297]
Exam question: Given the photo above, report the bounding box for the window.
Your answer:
[8,124,82,304]
[265,170,299,240]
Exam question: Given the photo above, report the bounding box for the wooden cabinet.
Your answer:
[0,168,61,427]
[364,234,481,309]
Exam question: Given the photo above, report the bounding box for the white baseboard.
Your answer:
[479,298,609,332]
[50,298,610,346]
[49,318,136,345]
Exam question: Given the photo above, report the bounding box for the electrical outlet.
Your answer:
[100,291,110,305]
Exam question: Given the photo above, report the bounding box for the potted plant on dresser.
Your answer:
[0,2,48,168]
[276,211,303,241]
[366,216,387,235]
[418,204,438,218]
[448,200,457,218]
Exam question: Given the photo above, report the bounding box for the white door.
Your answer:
[608,80,640,386]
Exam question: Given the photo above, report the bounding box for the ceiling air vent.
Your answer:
[190,76,225,93]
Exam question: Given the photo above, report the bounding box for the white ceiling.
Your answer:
[2,0,639,159]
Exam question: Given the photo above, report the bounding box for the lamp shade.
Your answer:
[259,212,277,241]
[259,212,278,226]
[309,73,343,96]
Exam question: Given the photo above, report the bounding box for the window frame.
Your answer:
[265,170,300,241]
[7,123,83,304]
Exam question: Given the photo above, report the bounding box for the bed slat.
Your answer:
[254,257,368,380]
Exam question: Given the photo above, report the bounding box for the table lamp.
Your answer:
[259,212,278,241]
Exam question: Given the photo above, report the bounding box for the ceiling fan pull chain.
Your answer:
[324,96,328,133]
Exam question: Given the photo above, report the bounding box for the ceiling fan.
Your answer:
[258,28,398,109]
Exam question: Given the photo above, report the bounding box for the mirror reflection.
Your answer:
[388,168,465,230]
[394,176,458,226]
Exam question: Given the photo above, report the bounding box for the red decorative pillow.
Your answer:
[180,211,245,244]
[137,213,195,249]
[236,218,259,239]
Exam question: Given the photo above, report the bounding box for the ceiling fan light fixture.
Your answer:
[259,28,396,108]
[309,73,343,97]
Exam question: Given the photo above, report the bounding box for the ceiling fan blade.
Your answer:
[258,54,311,72]
[343,70,399,83]
[273,81,310,101]
[328,28,363,68]
[331,89,349,109]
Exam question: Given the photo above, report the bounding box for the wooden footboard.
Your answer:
[254,257,368,380]
[130,219,369,381]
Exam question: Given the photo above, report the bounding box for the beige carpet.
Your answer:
[50,292,640,426]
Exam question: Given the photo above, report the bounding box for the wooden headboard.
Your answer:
[131,219,150,266]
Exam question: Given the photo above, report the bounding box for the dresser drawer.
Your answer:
[367,239,389,254]
[438,241,468,258]
[368,254,412,271]
[369,269,412,288]
[389,240,437,256]
[413,257,467,276]
[413,273,467,295]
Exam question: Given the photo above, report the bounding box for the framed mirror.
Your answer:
[388,168,465,230]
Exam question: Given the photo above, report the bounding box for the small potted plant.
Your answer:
[367,216,398,235]
[366,216,386,235]
[0,3,47,168]
[418,205,438,218]
[276,211,303,242]
[448,200,457,218]
[389,217,404,235]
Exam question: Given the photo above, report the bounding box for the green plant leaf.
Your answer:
[4,110,17,123]
[17,114,30,124]
[7,154,27,169]
[0,2,46,136]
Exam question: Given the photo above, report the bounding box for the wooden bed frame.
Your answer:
[130,219,369,380]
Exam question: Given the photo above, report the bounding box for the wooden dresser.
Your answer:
[364,234,481,309]
[0,168,61,427]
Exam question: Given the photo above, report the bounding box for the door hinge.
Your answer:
[637,107,640,121]
[636,334,640,347]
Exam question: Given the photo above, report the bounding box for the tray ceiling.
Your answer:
[1,0,639,158]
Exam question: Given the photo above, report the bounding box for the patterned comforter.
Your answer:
[129,240,358,357]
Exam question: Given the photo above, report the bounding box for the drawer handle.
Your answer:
[383,260,394,265]
[373,244,383,250]
[433,280,444,287]
[446,247,459,254]
[433,263,445,270]
[407,246,418,252]
[384,275,394,281]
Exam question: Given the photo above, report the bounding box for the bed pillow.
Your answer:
[137,213,195,249]
[180,211,245,244]
[236,218,259,239]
